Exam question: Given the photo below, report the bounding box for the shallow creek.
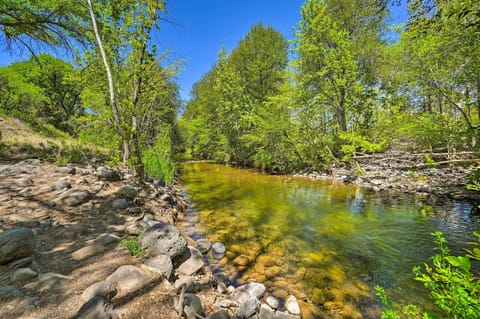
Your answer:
[179,162,480,318]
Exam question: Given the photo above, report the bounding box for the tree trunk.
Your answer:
[87,0,129,164]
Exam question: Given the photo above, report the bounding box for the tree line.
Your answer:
[181,0,480,173]
[0,0,479,177]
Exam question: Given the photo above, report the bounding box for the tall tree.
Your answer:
[84,0,172,177]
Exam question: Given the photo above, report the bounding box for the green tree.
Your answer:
[84,0,176,178]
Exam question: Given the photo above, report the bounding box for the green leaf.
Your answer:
[445,256,471,271]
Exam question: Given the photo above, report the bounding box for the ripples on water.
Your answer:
[179,163,480,318]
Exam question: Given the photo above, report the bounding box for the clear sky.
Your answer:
[0,0,408,101]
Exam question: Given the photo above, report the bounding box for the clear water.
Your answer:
[178,162,480,318]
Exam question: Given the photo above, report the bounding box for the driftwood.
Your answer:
[415,158,480,168]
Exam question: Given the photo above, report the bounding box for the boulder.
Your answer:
[73,296,117,319]
[51,180,71,191]
[35,272,71,292]
[94,233,120,246]
[266,296,279,310]
[116,185,138,199]
[285,295,301,315]
[184,293,205,318]
[97,166,121,181]
[14,176,34,187]
[234,282,266,303]
[0,285,22,300]
[81,281,117,301]
[106,265,150,293]
[60,189,93,206]
[177,246,204,276]
[55,166,76,175]
[112,198,129,210]
[259,304,274,319]
[212,242,226,259]
[12,267,37,282]
[139,222,187,258]
[0,166,28,176]
[0,228,36,264]
[72,244,106,261]
[144,254,173,278]
[196,238,212,254]
[235,297,260,319]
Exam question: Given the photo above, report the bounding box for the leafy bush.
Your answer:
[377,231,480,319]
[121,234,145,256]
[339,132,389,161]
[142,129,175,184]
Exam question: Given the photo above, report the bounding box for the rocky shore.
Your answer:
[295,153,480,203]
[0,159,302,319]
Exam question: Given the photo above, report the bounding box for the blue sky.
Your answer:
[0,0,408,101]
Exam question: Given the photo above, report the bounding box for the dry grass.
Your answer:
[0,116,110,163]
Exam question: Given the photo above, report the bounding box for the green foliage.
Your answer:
[377,232,480,319]
[339,132,388,160]
[121,234,145,257]
[142,130,175,185]
[424,155,439,168]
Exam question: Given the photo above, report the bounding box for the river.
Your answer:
[178,162,480,318]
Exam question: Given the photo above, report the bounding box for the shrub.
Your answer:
[142,129,175,184]
[376,231,480,319]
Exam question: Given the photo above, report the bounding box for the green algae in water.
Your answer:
[179,163,480,318]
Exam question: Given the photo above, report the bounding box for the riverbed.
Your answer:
[179,162,480,318]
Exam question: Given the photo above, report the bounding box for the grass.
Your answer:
[0,116,110,162]
[121,233,146,257]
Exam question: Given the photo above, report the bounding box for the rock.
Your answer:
[233,255,250,266]
[212,242,226,258]
[0,166,28,175]
[0,285,22,299]
[97,166,121,181]
[266,296,279,310]
[213,271,231,286]
[112,198,129,210]
[116,185,138,199]
[259,304,274,319]
[285,295,301,315]
[125,222,143,236]
[51,180,71,191]
[235,297,260,319]
[219,299,239,309]
[81,281,117,301]
[72,244,106,261]
[106,265,150,293]
[273,311,290,319]
[14,176,34,186]
[10,256,33,269]
[73,296,117,319]
[18,159,42,166]
[196,238,212,254]
[184,293,205,318]
[0,228,36,264]
[234,282,266,303]
[144,254,173,278]
[175,275,196,293]
[35,272,71,292]
[177,246,204,276]
[12,267,37,282]
[94,233,120,246]
[60,189,93,206]
[139,222,187,258]
[208,310,231,319]
[55,166,76,175]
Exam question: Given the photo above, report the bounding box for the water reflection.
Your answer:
[179,163,480,318]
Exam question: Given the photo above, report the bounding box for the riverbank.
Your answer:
[294,152,480,204]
